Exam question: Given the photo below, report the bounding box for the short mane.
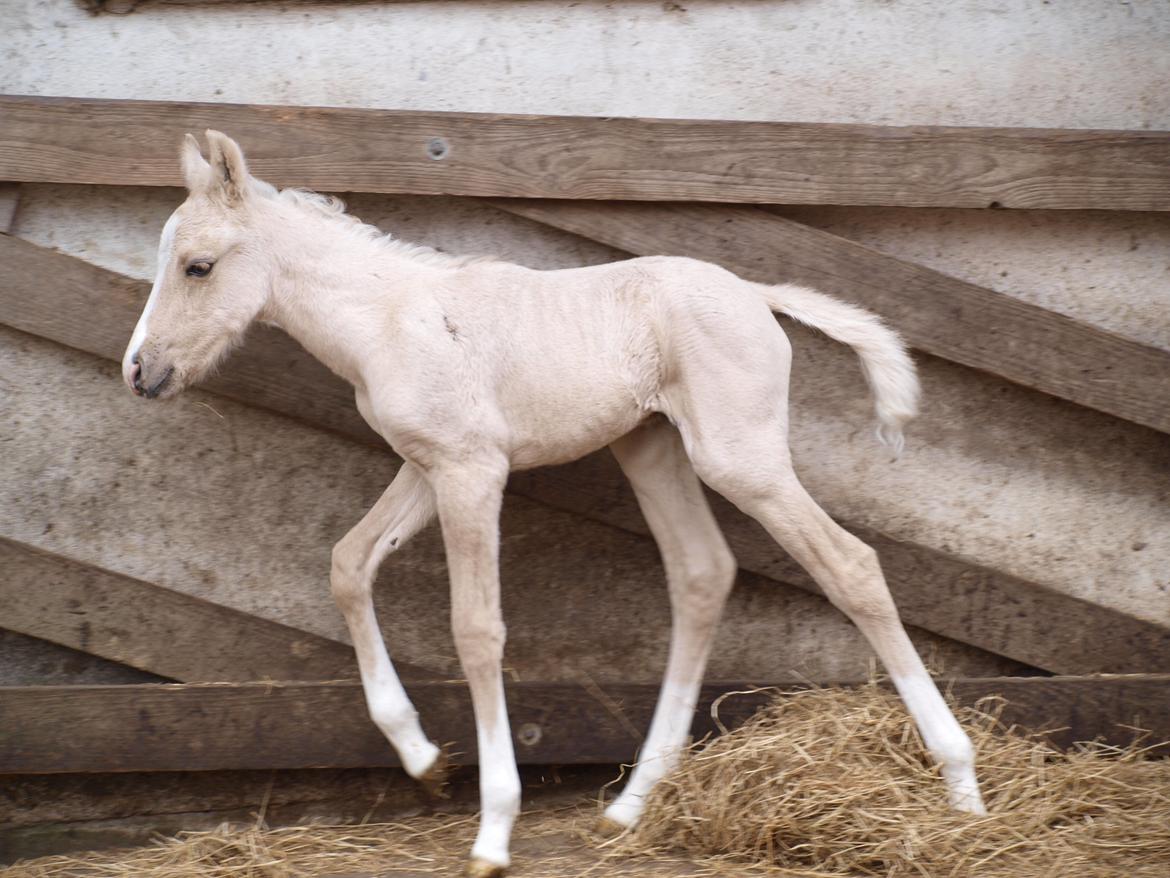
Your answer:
[276,187,493,268]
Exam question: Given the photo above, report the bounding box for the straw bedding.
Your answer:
[5,683,1168,877]
[611,682,1170,877]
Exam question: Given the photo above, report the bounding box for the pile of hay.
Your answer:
[610,682,1170,877]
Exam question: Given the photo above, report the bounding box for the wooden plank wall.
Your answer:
[4,99,1167,434]
[0,184,19,233]
[3,677,1168,774]
[2,94,1169,785]
[4,233,1168,676]
[2,95,1169,210]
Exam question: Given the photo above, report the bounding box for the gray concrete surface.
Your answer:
[4,1,1168,129]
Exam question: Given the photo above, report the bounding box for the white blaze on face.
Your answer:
[122,210,182,388]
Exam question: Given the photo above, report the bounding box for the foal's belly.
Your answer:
[503,387,650,470]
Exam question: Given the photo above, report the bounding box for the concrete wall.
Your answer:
[2,0,1168,684]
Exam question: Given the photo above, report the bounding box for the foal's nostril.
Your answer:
[130,359,145,395]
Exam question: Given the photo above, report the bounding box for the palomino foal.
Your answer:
[122,131,985,876]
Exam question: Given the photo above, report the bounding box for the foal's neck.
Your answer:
[260,202,444,390]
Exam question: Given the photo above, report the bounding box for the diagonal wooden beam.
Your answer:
[2,95,1170,210]
[2,677,1167,773]
[490,199,1170,436]
[2,233,1168,676]
[0,537,437,682]
[0,183,20,234]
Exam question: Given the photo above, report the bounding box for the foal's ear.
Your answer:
[180,133,212,192]
[204,129,252,205]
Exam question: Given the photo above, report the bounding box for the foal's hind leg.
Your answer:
[686,430,985,813]
[602,418,738,830]
[331,461,444,784]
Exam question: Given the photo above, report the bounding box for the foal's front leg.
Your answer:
[431,459,520,877]
[331,462,444,783]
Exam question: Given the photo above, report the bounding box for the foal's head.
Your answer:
[122,131,276,399]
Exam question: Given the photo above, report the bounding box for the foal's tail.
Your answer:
[756,283,920,456]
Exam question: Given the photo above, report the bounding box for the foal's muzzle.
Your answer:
[128,353,174,399]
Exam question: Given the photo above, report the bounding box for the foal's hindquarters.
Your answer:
[601,289,985,829]
[332,272,984,877]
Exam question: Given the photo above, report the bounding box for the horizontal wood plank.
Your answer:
[1,677,1166,773]
[2,95,1170,210]
[0,538,434,683]
[492,199,1170,435]
[3,233,1169,676]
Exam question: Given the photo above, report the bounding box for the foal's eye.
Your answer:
[186,261,214,278]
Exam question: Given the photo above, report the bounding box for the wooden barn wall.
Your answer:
[2,0,1169,688]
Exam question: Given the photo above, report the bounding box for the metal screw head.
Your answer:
[517,722,543,748]
[426,137,450,161]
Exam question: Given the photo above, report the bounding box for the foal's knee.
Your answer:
[673,544,737,623]
[452,616,506,671]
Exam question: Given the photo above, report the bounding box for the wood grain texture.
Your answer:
[0,538,440,683]
[491,199,1170,435]
[2,95,1170,210]
[1,677,1166,773]
[3,233,1168,676]
[0,183,19,234]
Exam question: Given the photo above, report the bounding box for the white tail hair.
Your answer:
[756,283,920,456]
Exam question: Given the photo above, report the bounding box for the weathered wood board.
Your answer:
[2,95,1170,210]
[0,538,434,682]
[0,183,19,234]
[1,677,1166,773]
[3,234,1168,676]
[492,199,1170,436]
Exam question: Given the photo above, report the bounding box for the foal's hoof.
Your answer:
[416,745,451,799]
[466,857,507,878]
[595,816,629,839]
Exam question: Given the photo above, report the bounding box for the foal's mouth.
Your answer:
[143,366,175,400]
